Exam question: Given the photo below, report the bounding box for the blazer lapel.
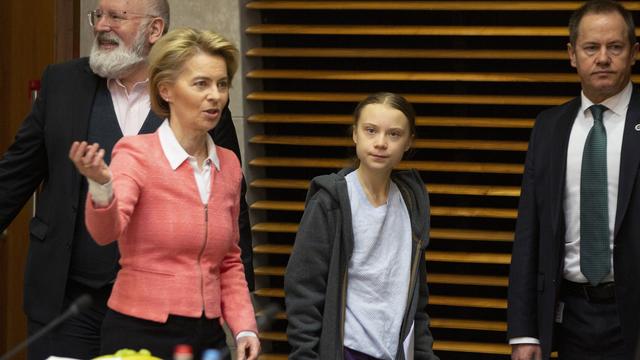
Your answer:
[71,59,100,143]
[614,86,640,238]
[70,60,101,198]
[139,111,164,134]
[549,98,581,243]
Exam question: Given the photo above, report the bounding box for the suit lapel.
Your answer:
[70,59,101,198]
[71,59,100,143]
[550,98,581,243]
[139,110,164,134]
[614,86,640,238]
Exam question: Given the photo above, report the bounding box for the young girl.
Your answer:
[284,93,439,360]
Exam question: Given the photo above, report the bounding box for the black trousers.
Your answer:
[100,309,228,360]
[27,279,111,360]
[556,289,630,360]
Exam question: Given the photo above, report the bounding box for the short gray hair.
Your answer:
[147,0,170,34]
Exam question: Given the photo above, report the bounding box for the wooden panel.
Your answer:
[427,273,509,287]
[247,47,569,60]
[251,135,529,151]
[243,2,625,358]
[250,178,521,196]
[429,295,506,309]
[251,222,299,233]
[254,244,292,255]
[253,246,512,265]
[248,113,535,128]
[247,1,640,11]
[257,312,507,331]
[427,252,511,265]
[254,288,507,309]
[251,222,515,242]
[250,157,524,174]
[247,91,572,106]
[434,341,510,355]
[248,69,588,83]
[430,318,506,331]
[246,24,569,36]
[251,200,517,219]
[430,228,514,242]
[254,266,509,287]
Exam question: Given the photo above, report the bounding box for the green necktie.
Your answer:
[580,104,611,286]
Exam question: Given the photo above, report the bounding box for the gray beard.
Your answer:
[89,30,148,79]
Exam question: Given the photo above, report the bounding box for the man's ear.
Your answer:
[147,18,165,45]
[567,42,577,68]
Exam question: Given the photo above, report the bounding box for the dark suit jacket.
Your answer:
[0,57,254,324]
[507,87,640,358]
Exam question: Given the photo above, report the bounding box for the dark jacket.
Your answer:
[285,168,439,360]
[507,88,640,357]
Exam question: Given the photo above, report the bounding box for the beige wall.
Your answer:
[79,0,247,161]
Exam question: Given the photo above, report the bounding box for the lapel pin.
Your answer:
[635,124,640,131]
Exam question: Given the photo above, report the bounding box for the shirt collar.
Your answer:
[580,81,633,118]
[158,120,220,171]
[107,78,150,96]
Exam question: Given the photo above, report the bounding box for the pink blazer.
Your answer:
[85,133,257,336]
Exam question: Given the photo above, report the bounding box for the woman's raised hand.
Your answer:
[69,141,111,185]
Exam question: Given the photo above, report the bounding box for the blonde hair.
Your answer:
[148,27,238,118]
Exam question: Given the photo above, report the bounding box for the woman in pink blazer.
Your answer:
[69,28,260,360]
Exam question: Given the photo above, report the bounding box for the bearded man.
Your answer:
[0,1,254,358]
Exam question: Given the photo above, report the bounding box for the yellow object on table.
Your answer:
[93,348,162,360]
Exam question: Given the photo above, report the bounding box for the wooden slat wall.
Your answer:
[243,1,639,359]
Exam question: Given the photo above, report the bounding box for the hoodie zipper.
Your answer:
[197,204,209,311]
[406,235,423,310]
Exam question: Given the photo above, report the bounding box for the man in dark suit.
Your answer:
[507,1,640,359]
[0,0,253,359]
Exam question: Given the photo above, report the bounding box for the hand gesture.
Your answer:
[69,141,111,185]
[236,336,260,360]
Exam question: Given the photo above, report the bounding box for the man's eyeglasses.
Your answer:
[87,9,157,28]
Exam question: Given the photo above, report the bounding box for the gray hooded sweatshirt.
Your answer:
[285,168,439,360]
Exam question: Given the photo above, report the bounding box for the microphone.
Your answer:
[0,294,93,360]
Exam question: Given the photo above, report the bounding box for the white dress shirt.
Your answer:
[510,82,631,346]
[563,82,630,283]
[107,78,151,136]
